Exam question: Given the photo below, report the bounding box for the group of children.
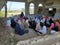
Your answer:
[6,13,60,35]
[29,16,60,34]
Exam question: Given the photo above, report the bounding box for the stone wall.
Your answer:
[0,0,6,10]
[0,18,15,45]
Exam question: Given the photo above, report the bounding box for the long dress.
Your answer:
[39,26,47,34]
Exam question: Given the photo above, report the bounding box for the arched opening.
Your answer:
[38,3,43,7]
[48,8,56,17]
[49,8,53,11]
[6,1,25,17]
[38,3,43,14]
[29,3,34,14]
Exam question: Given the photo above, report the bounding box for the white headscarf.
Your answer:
[39,25,47,34]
